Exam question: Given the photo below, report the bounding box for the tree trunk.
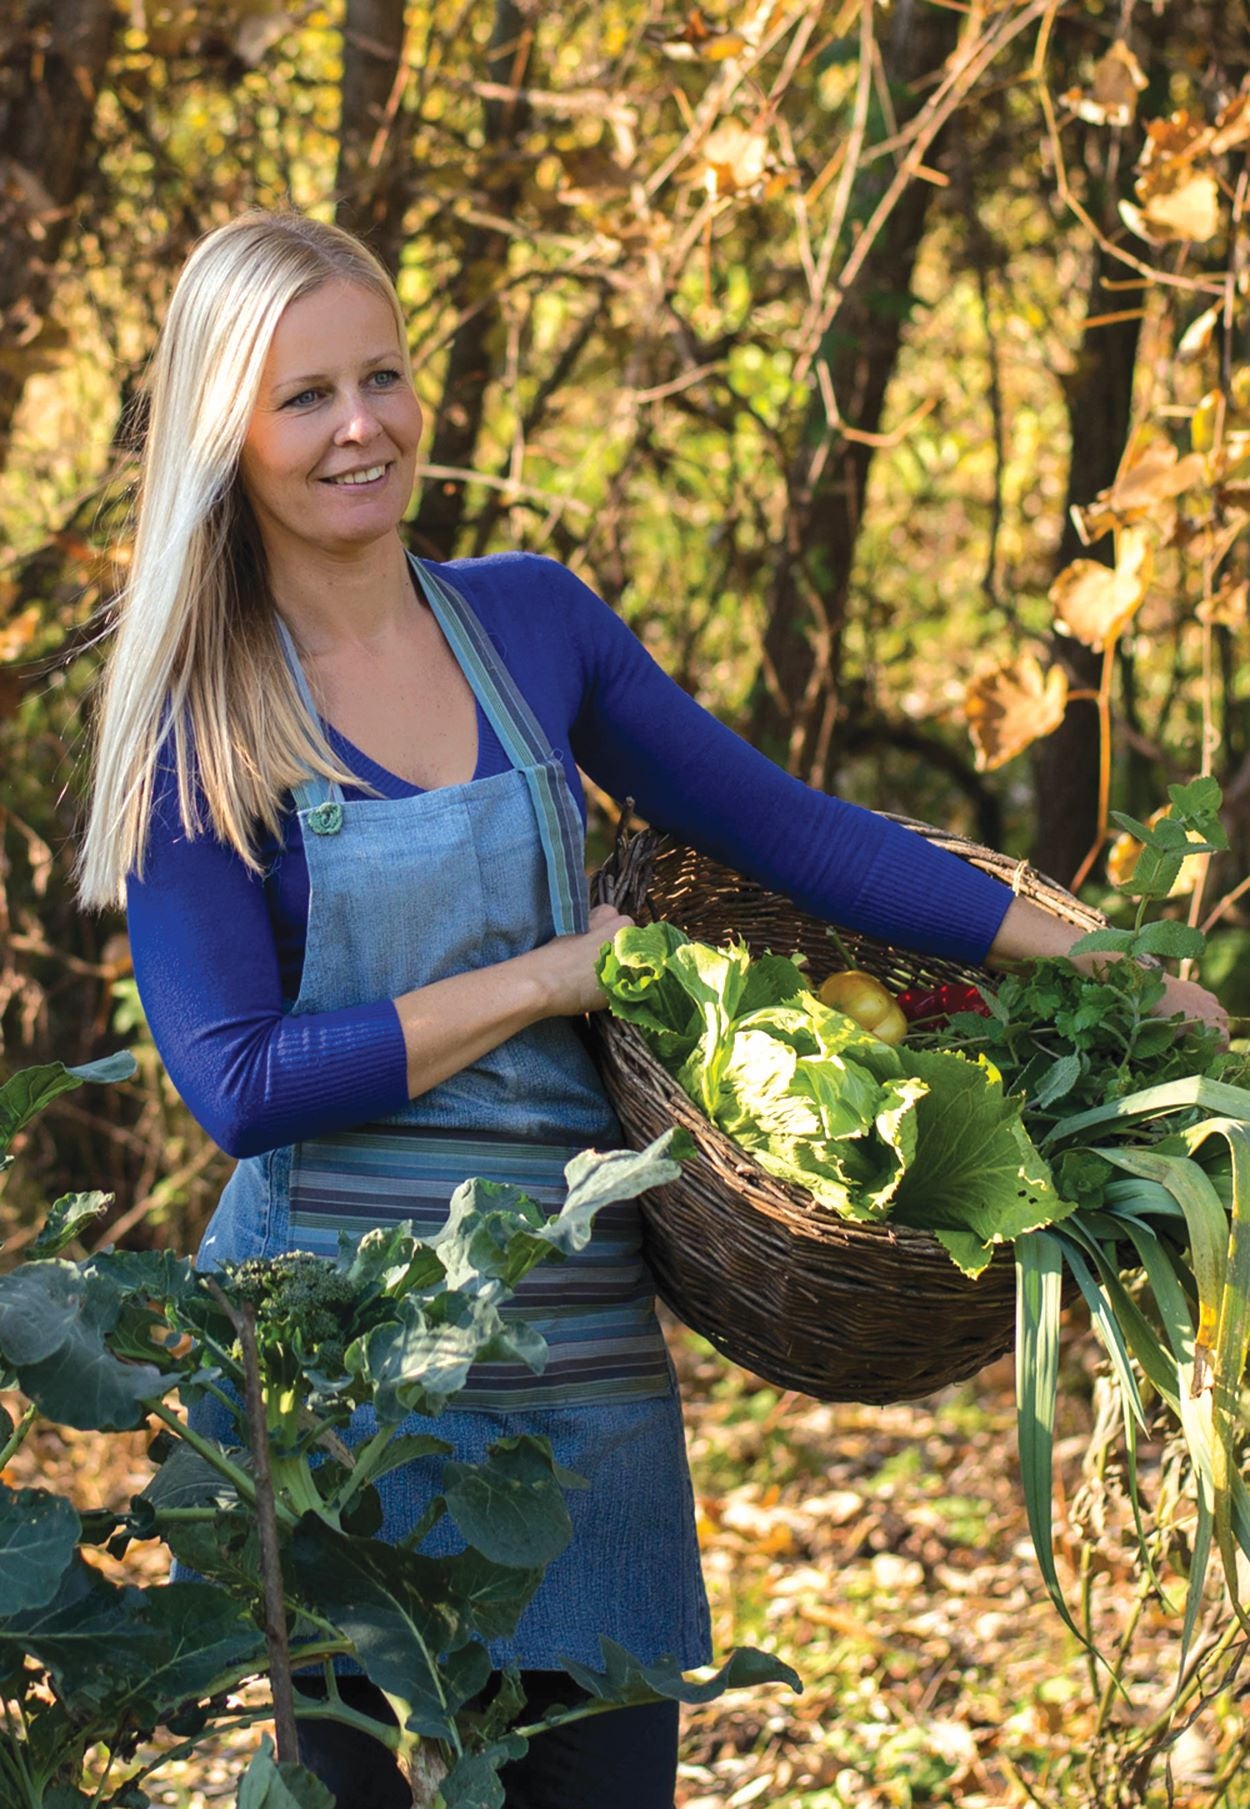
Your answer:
[0,0,115,468]
[334,0,408,277]
[1028,158,1145,885]
[748,1,962,782]
[409,0,532,561]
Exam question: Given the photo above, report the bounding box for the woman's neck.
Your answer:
[266,531,419,656]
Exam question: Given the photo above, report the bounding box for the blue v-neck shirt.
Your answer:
[126,552,1012,1158]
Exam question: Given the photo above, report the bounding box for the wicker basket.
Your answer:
[589,817,1103,1406]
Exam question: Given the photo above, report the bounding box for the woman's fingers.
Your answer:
[1157,975,1230,1045]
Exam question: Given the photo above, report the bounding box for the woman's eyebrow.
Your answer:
[270,351,401,391]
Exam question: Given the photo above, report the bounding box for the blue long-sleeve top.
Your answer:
[126,552,1013,1158]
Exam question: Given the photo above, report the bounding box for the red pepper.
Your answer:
[896,982,991,1029]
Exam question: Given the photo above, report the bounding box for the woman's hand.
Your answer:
[1155,971,1230,1043]
[988,895,1231,1045]
[528,903,635,1018]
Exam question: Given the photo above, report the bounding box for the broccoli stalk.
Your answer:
[222,1252,368,1523]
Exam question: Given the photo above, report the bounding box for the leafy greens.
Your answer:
[597,922,1070,1273]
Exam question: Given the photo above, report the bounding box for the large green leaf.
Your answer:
[237,1735,335,1809]
[1045,1075,1250,1145]
[1179,1117,1250,1632]
[442,1435,576,1569]
[30,1193,112,1258]
[543,1132,685,1256]
[437,1549,544,1644]
[0,1482,80,1614]
[594,922,702,1065]
[553,1638,800,1710]
[0,1262,165,1430]
[361,1291,548,1424]
[439,1737,528,1809]
[84,1247,202,1306]
[0,1559,165,1710]
[123,1584,266,1720]
[287,1516,487,1740]
[0,1053,137,1154]
[428,1133,686,1309]
[162,1507,264,1598]
[140,1440,242,1513]
[891,1052,1073,1274]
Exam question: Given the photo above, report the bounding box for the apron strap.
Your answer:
[410,555,590,936]
[272,562,590,937]
[273,614,344,815]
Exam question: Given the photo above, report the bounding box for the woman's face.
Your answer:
[239,279,423,560]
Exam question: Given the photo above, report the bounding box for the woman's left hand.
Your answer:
[1155,972,1230,1045]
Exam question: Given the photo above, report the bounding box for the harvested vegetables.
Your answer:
[595,919,1069,1270]
[817,969,908,1044]
[597,777,1250,1655]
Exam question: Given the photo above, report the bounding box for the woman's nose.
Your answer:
[333,389,382,444]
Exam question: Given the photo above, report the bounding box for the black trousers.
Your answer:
[293,1672,679,1809]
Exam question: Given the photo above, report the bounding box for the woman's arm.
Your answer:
[393,902,630,1097]
[128,767,628,1157]
[537,558,1226,1034]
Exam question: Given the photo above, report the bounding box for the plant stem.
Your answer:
[206,1279,299,1765]
[0,1401,37,1470]
[0,1711,39,1809]
[331,1423,394,1515]
[1071,638,1118,893]
[125,1706,279,1789]
[146,1397,291,1524]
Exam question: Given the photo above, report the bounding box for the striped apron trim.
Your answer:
[289,1125,670,1409]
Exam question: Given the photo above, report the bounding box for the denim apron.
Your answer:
[190,556,711,1669]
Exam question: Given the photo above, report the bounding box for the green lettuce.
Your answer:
[596,924,1072,1272]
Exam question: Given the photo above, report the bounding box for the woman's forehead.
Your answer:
[263,280,402,373]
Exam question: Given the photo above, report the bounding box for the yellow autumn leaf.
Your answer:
[1192,390,1224,454]
[1169,507,1250,572]
[700,31,748,60]
[701,122,769,197]
[964,656,1069,773]
[1209,91,1250,157]
[1123,169,1221,244]
[1050,526,1152,650]
[1075,440,1208,541]
[0,605,40,663]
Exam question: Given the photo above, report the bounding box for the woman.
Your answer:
[78,211,1225,1808]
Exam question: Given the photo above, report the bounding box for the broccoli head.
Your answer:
[224,1251,360,1378]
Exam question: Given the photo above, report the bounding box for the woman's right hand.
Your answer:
[529,903,634,1017]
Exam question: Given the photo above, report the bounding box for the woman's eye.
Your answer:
[369,368,403,388]
[283,388,321,409]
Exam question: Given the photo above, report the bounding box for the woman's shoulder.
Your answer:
[424,550,603,619]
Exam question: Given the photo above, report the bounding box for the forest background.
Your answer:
[3,0,1250,1803]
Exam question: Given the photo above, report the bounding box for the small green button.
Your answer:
[307,800,343,835]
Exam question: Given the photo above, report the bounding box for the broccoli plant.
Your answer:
[0,1059,799,1808]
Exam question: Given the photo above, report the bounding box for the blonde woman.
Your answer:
[80,211,1225,1808]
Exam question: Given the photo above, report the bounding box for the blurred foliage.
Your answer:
[1,0,1248,1250]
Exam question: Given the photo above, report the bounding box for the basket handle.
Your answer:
[591,802,664,919]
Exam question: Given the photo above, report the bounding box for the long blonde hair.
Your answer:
[77,211,410,909]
